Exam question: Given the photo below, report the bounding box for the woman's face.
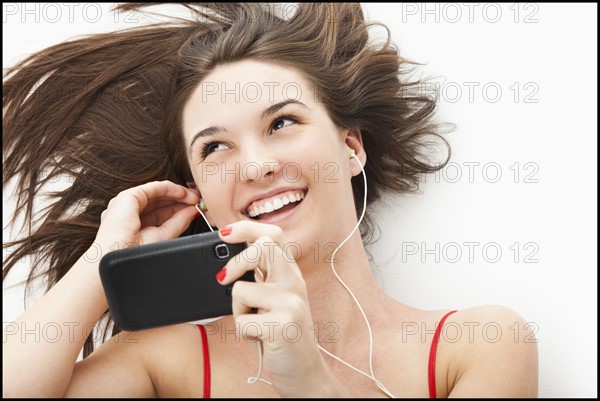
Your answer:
[182,60,360,257]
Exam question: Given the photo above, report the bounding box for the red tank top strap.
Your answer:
[428,310,458,398]
[197,324,211,398]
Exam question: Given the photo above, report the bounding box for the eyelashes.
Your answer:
[269,114,299,131]
[199,140,226,158]
[198,113,301,159]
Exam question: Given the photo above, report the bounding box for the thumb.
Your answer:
[157,205,199,239]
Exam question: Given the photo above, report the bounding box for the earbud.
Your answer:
[347,146,355,159]
[197,198,207,212]
[195,199,213,231]
[188,181,206,212]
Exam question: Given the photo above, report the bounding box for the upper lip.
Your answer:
[241,186,307,214]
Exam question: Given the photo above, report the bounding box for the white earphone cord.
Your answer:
[196,201,273,387]
[197,207,215,234]
[195,152,395,397]
[316,152,395,398]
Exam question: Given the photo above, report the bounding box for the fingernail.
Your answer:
[220,226,232,236]
[194,212,200,219]
[216,268,227,283]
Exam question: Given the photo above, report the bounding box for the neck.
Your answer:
[297,231,387,348]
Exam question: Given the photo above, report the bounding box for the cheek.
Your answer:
[296,140,343,185]
[291,131,331,164]
[195,171,233,209]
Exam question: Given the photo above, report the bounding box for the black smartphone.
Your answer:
[99,231,253,331]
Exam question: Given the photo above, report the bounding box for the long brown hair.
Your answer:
[3,3,451,358]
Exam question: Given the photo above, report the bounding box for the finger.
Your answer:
[139,203,191,227]
[218,220,286,247]
[218,235,300,285]
[121,180,199,212]
[217,220,289,283]
[141,205,198,240]
[235,313,267,342]
[142,198,193,215]
[230,281,276,318]
[105,181,199,225]
[235,312,297,343]
[218,241,263,284]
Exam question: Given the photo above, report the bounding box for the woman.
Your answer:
[3,3,538,397]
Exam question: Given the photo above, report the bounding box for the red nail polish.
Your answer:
[194,212,200,219]
[220,226,232,236]
[216,268,227,283]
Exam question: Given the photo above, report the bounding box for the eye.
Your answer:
[270,114,299,133]
[200,140,228,158]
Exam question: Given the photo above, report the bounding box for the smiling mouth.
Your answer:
[243,190,307,221]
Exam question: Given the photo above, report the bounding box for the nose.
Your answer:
[238,144,282,183]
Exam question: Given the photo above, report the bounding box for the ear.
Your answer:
[344,128,367,177]
[186,180,202,199]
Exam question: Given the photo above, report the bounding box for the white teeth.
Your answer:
[246,190,306,219]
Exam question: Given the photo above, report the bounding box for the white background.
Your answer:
[2,3,597,397]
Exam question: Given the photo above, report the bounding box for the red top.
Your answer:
[428,310,458,398]
[197,310,458,398]
[197,324,211,398]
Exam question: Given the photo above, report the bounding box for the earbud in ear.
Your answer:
[196,198,207,212]
[195,198,214,232]
[347,146,355,159]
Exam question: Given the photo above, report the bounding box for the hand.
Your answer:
[95,180,200,253]
[216,221,346,397]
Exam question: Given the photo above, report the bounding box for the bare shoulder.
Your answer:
[67,323,205,398]
[441,305,539,397]
[134,323,206,397]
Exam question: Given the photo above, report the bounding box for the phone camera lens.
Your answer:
[215,244,230,259]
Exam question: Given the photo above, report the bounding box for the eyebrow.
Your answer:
[260,99,308,120]
[188,126,227,155]
[188,99,308,154]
